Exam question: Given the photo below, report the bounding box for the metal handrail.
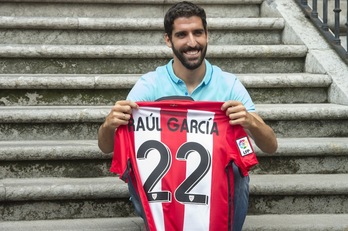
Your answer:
[295,0,348,64]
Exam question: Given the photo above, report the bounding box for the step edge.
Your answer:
[1,103,347,123]
[244,214,348,230]
[0,73,332,89]
[1,174,347,201]
[1,137,348,161]
[249,174,348,195]
[0,44,308,58]
[0,16,284,30]
[0,177,128,201]
[0,0,264,4]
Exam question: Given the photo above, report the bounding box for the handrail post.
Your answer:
[312,0,318,18]
[322,0,329,31]
[301,0,308,5]
[346,0,348,57]
[333,0,341,45]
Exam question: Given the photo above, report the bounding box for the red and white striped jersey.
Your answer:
[111,100,258,231]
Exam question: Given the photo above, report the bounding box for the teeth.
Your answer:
[186,50,198,55]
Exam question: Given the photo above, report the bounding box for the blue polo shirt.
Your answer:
[127,59,255,112]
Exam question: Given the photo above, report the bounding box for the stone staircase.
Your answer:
[0,0,348,230]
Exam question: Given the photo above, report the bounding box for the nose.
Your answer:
[187,33,197,47]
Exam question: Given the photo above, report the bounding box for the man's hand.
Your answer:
[221,100,255,129]
[221,100,278,154]
[102,100,139,131]
[98,100,138,154]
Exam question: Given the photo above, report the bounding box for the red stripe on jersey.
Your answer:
[160,109,187,231]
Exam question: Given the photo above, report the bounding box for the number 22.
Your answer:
[137,140,211,205]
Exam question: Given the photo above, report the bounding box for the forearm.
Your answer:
[98,123,115,154]
[247,123,277,154]
[247,113,277,154]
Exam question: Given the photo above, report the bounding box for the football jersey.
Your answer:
[110,100,258,231]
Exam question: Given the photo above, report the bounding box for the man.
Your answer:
[98,1,277,230]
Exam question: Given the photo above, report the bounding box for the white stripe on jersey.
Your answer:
[183,109,214,231]
[133,106,166,231]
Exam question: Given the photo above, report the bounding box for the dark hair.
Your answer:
[164,1,207,39]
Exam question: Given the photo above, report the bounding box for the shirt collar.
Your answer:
[166,59,213,86]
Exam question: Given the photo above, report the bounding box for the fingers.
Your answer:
[113,100,138,114]
[221,100,241,111]
[222,101,246,116]
[115,100,138,109]
[112,111,127,122]
[112,100,138,119]
[228,110,247,122]
[221,100,251,128]
[103,100,138,131]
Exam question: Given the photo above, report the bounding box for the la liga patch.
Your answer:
[236,137,253,156]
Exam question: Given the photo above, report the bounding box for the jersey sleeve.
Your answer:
[231,125,258,176]
[110,126,133,179]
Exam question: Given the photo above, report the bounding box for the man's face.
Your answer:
[165,16,208,70]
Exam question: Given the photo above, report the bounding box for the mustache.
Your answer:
[182,46,202,52]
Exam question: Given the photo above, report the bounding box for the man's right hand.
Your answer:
[103,100,139,131]
[98,100,138,153]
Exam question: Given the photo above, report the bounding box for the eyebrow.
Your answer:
[174,28,205,36]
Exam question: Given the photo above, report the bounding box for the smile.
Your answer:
[184,49,200,58]
[185,50,199,54]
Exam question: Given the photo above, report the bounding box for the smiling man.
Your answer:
[163,4,208,94]
[98,1,277,230]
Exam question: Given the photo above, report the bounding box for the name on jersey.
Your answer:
[128,115,219,136]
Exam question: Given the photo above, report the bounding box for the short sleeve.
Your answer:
[231,77,255,113]
[127,72,156,102]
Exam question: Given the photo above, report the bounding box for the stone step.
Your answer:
[2,214,348,231]
[0,44,307,74]
[244,214,348,231]
[252,137,348,174]
[257,103,348,138]
[0,17,284,45]
[0,73,332,105]
[1,137,347,178]
[0,0,263,18]
[248,174,348,215]
[0,140,112,178]
[0,217,145,231]
[0,104,347,140]
[244,73,331,104]
[1,174,347,221]
[0,177,135,221]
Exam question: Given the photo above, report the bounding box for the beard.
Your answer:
[171,41,208,70]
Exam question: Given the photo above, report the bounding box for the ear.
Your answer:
[164,33,172,48]
[205,29,209,44]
